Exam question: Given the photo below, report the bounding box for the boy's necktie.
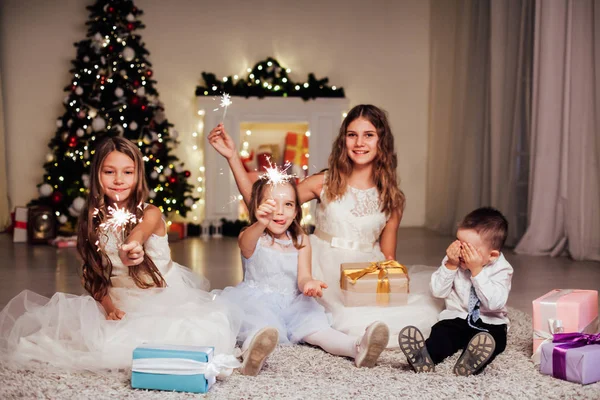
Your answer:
[467,285,488,332]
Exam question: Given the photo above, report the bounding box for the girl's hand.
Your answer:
[256,199,276,226]
[119,241,144,266]
[303,279,328,298]
[208,123,236,159]
[445,240,461,269]
[106,307,125,320]
[460,243,484,276]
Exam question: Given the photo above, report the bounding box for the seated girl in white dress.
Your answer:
[0,137,240,371]
[217,177,390,376]
[208,104,444,347]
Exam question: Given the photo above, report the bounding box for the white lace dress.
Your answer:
[0,229,240,370]
[216,234,330,344]
[311,183,444,347]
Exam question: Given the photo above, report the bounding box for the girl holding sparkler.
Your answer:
[218,177,389,376]
[208,104,443,348]
[0,137,240,371]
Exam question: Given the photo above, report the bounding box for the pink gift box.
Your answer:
[532,289,598,355]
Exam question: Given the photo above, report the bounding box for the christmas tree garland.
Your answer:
[195,57,345,101]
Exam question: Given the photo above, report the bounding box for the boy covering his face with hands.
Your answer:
[399,207,513,376]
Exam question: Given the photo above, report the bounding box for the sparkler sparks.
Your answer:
[261,158,295,187]
[219,93,232,122]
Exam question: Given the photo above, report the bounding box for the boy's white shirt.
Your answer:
[430,253,513,326]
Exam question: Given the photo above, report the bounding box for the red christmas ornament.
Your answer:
[141,105,146,111]
[71,85,77,91]
[184,170,191,178]
[108,6,115,12]
[146,70,153,77]
[133,80,140,87]
[108,45,114,52]
[68,136,78,147]
[168,176,177,184]
[130,96,140,106]
[52,192,63,204]
[127,23,135,31]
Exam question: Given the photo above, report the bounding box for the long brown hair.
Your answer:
[325,104,405,216]
[247,178,305,249]
[77,136,166,301]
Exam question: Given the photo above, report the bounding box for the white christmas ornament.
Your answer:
[122,47,135,62]
[58,215,68,224]
[88,108,98,118]
[39,183,53,197]
[163,168,172,176]
[169,128,179,139]
[68,205,79,217]
[46,153,55,163]
[67,119,73,127]
[136,87,145,96]
[82,174,90,188]
[114,87,124,97]
[83,56,90,63]
[115,125,125,136]
[129,121,138,131]
[184,198,194,207]
[175,165,183,173]
[92,117,106,132]
[100,56,106,65]
[150,131,159,141]
[72,197,86,212]
[76,128,84,137]
[94,32,102,41]
[56,119,63,128]
[126,13,136,22]
[159,175,166,182]
[150,171,158,180]
[63,96,69,104]
[149,189,157,199]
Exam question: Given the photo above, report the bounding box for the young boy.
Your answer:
[399,207,513,376]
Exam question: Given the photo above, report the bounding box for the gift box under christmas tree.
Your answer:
[539,333,600,385]
[131,344,239,394]
[12,207,28,243]
[340,261,409,307]
[532,289,598,359]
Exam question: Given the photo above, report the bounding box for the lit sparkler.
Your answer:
[261,158,295,189]
[219,93,232,122]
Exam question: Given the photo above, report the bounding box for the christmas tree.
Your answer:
[29,0,197,229]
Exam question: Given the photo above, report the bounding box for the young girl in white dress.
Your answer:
[0,137,240,370]
[208,104,443,347]
[217,177,389,376]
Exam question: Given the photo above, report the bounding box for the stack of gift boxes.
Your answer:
[532,289,599,385]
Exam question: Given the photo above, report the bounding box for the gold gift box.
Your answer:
[340,261,409,307]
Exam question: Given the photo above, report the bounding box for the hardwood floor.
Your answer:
[1,228,599,315]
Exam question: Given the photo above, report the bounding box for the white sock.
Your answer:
[303,328,358,358]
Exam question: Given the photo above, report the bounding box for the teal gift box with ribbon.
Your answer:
[131,344,239,394]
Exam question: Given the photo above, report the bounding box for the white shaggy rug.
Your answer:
[1,307,598,399]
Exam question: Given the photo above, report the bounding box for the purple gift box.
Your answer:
[539,333,600,385]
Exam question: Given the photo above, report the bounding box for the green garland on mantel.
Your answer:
[195,57,345,101]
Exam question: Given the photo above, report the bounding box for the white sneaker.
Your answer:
[240,327,279,376]
[354,321,389,367]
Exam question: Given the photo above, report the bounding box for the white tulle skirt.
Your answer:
[310,235,444,348]
[0,265,240,371]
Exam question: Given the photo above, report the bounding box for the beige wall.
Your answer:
[0,0,430,226]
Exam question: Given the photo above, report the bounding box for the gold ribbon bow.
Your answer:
[345,260,408,305]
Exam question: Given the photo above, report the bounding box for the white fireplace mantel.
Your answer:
[197,96,349,222]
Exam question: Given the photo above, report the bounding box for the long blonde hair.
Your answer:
[77,137,166,301]
[325,104,405,216]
